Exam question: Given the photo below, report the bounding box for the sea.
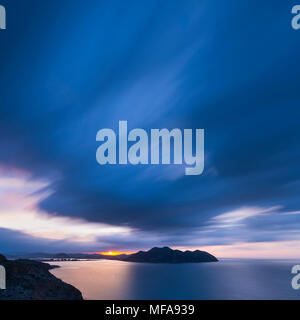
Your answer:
[49,259,300,300]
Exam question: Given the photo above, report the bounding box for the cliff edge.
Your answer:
[0,255,83,300]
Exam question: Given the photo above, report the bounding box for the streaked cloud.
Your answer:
[0,1,299,257]
[0,172,132,243]
[210,206,281,228]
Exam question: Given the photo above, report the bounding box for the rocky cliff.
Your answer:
[0,255,83,300]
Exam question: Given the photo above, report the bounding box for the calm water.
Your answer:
[49,259,300,300]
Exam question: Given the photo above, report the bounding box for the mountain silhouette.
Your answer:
[124,247,218,263]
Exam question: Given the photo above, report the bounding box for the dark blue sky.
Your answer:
[0,0,299,257]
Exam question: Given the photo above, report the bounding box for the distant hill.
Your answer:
[6,252,126,261]
[50,253,127,260]
[124,247,218,263]
[7,247,218,264]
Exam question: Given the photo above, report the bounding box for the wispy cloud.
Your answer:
[0,172,132,243]
[210,206,281,228]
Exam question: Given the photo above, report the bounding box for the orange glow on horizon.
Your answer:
[95,251,133,256]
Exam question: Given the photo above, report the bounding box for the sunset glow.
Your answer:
[0,171,133,243]
[98,251,131,256]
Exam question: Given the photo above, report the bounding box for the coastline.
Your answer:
[0,255,83,300]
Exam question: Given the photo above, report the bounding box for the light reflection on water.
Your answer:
[49,259,300,300]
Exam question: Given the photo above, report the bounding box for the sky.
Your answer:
[0,0,299,258]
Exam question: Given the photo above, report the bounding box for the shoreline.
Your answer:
[0,256,83,300]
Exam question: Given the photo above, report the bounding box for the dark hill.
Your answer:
[124,247,218,263]
[0,254,83,300]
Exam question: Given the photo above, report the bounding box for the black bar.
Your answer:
[0,300,298,319]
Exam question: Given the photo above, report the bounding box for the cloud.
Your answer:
[209,206,281,228]
[0,173,132,244]
[0,1,299,256]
